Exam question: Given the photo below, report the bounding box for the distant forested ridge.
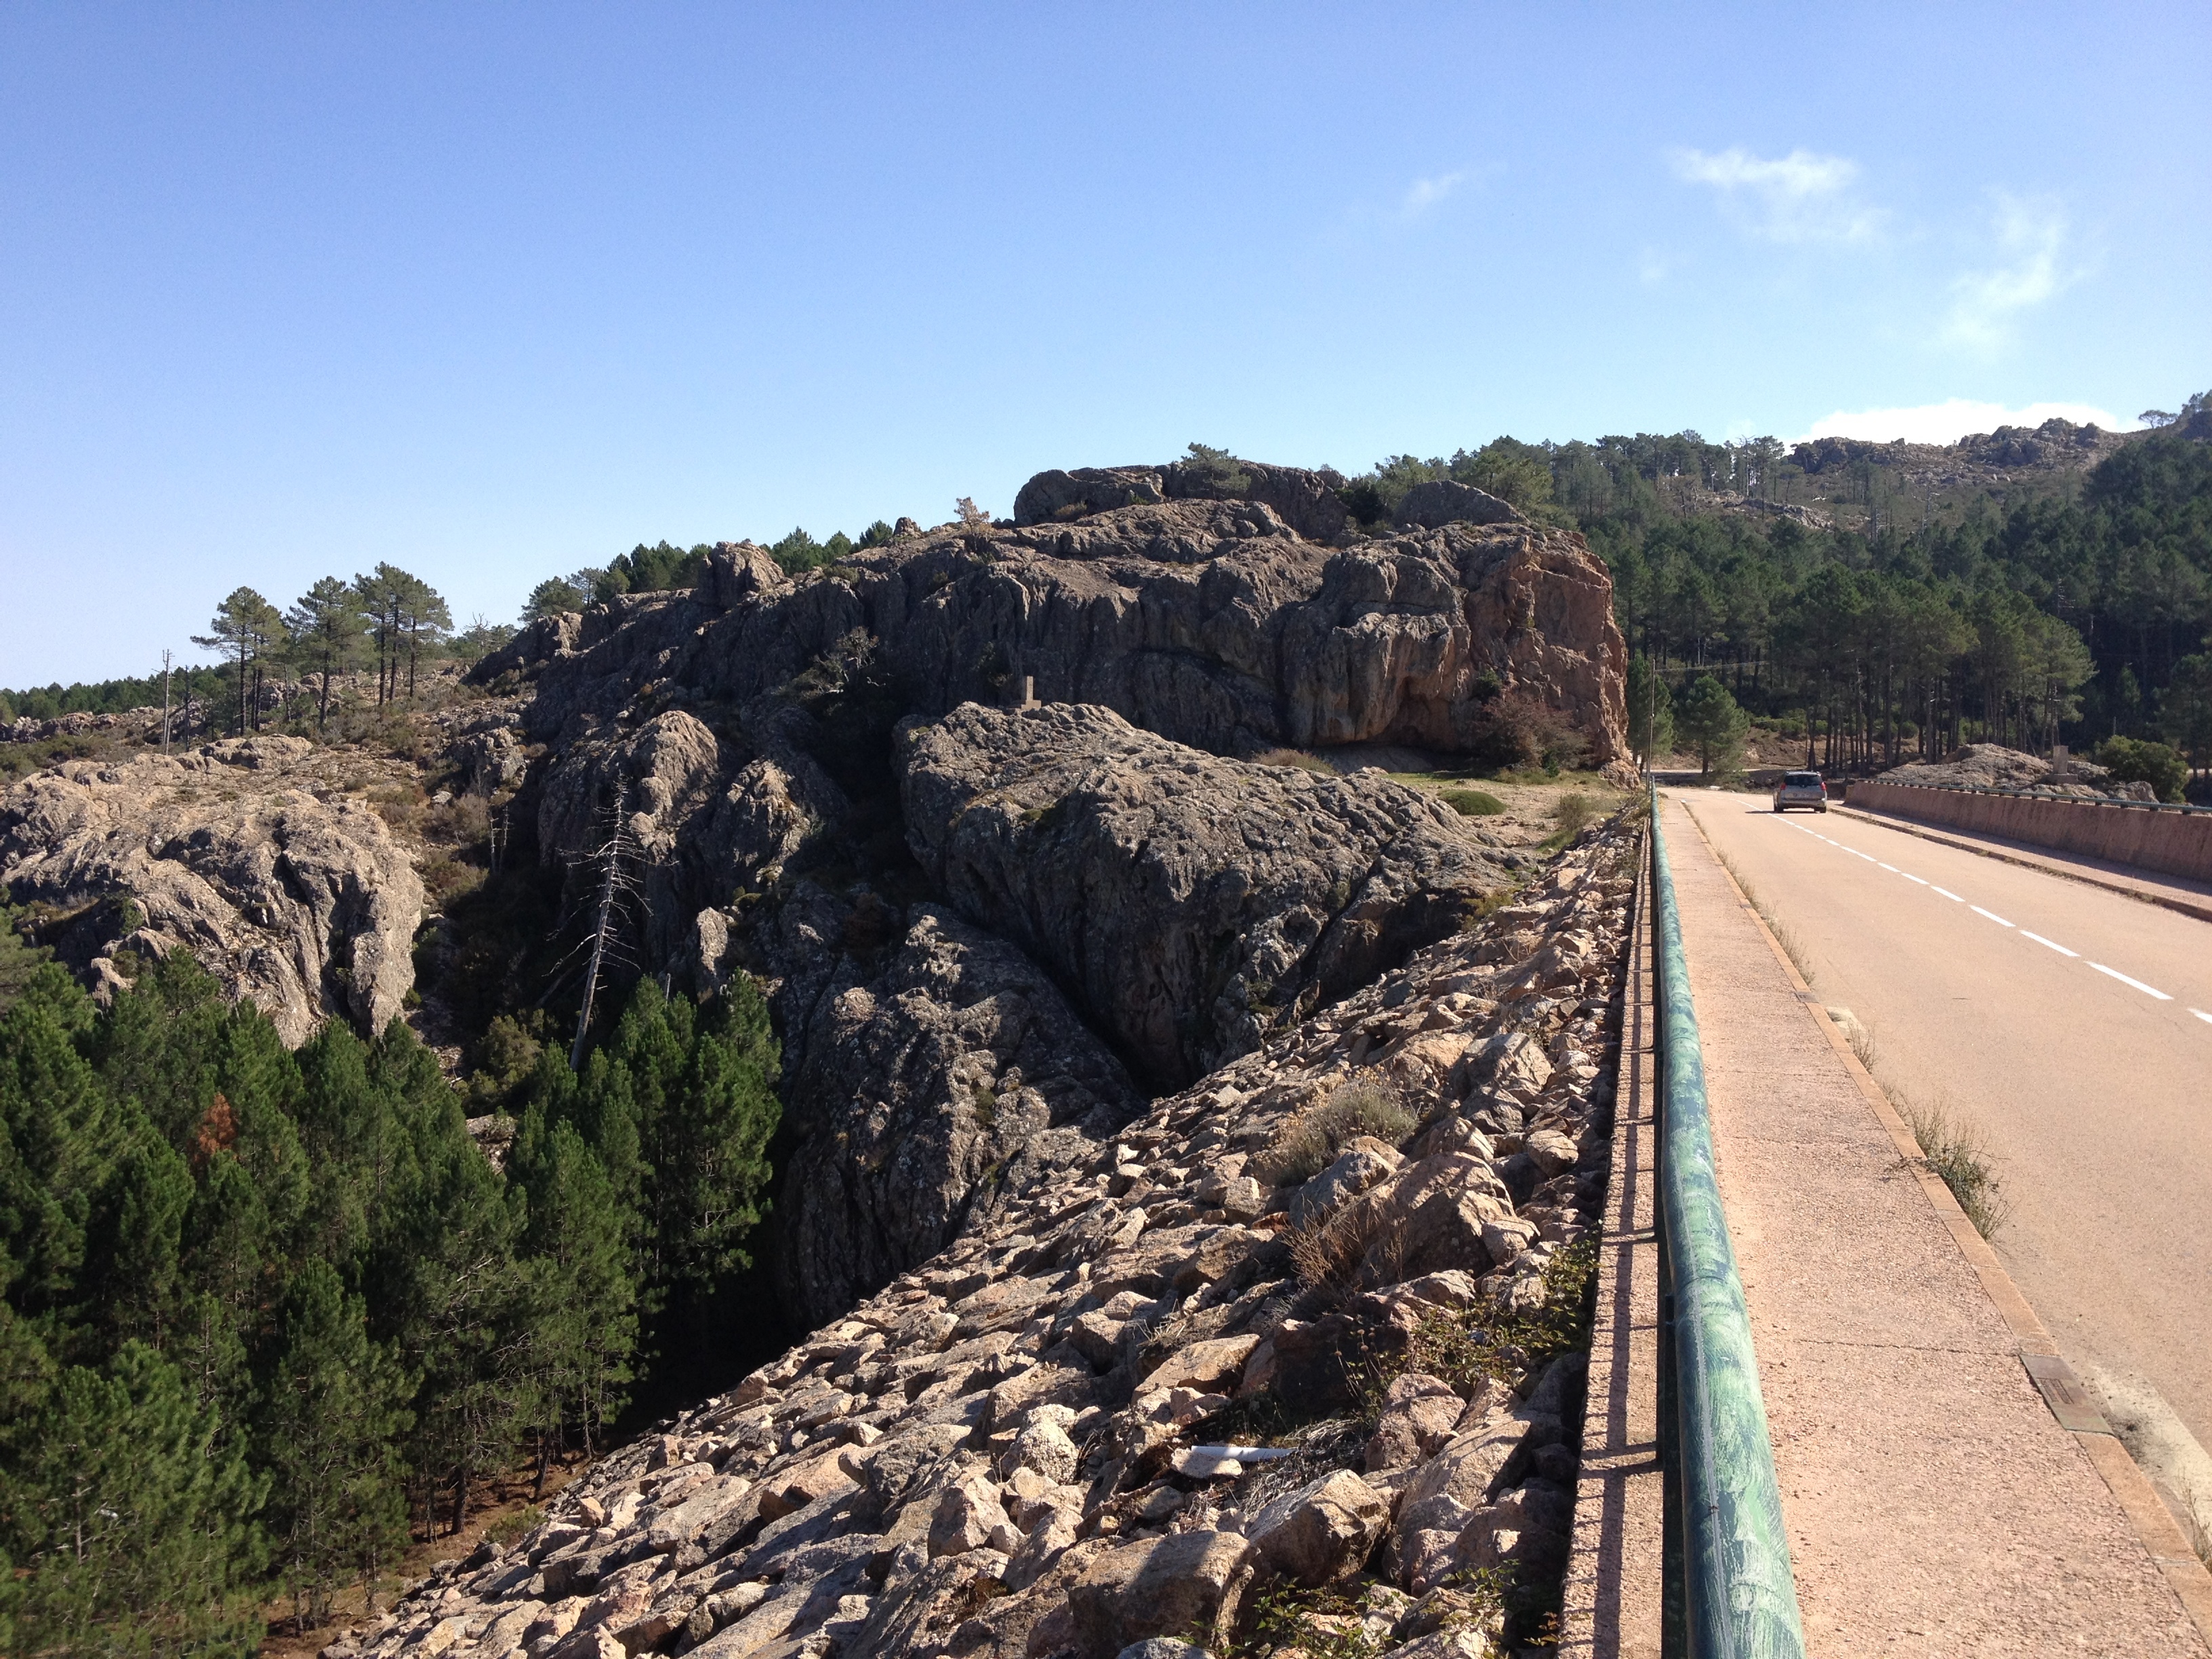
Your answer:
[1346,394,2212,782]
[9,401,2206,775]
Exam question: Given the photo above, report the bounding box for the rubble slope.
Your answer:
[342,819,1639,1659]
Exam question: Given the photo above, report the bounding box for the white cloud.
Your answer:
[1801,398,2133,445]
[1636,247,1670,284]
[1942,192,2073,350]
[1670,145,1881,244]
[1399,171,1465,220]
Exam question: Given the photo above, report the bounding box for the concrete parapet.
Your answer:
[1850,778,2212,884]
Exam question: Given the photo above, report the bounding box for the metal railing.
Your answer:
[1651,799,1807,1659]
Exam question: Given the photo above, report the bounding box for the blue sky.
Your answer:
[3,3,2207,687]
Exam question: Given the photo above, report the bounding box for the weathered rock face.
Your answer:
[1392,480,1519,532]
[477,466,1628,775]
[1012,458,1353,545]
[765,887,1143,1328]
[899,703,1513,1086]
[346,821,1637,1659]
[0,738,423,1043]
[535,705,853,969]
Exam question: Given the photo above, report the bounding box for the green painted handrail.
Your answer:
[1652,800,1808,1659]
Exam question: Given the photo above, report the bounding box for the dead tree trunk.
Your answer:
[571,784,630,1070]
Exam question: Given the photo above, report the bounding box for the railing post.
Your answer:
[1650,789,1807,1659]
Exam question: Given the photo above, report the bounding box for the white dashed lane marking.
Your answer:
[2090,963,2173,1001]
[1754,807,2203,1027]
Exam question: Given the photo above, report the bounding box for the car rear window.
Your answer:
[1784,773,1822,785]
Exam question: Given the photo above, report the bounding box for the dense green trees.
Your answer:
[0,952,781,1650]
[1362,418,2208,781]
[1675,675,1750,776]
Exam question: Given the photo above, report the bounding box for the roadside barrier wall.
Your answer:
[1849,778,2212,884]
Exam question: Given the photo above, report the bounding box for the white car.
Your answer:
[1773,770,1828,813]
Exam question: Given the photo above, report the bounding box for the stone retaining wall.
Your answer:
[1847,779,2212,884]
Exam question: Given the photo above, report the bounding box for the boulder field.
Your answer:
[335,822,1639,1659]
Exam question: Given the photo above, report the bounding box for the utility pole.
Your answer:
[161,650,172,754]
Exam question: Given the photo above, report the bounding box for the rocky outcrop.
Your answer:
[454,455,1629,1336]
[764,887,1143,1328]
[476,463,1628,775]
[899,704,1513,1087]
[340,820,1639,1659]
[1391,480,1519,532]
[1877,742,2154,802]
[526,698,1517,1319]
[1012,459,1353,546]
[0,738,424,1043]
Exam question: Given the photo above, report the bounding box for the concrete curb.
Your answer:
[1679,801,2212,1646]
[1561,823,1663,1659]
[1831,803,2212,926]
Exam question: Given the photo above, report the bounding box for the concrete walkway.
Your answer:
[1660,794,2211,1656]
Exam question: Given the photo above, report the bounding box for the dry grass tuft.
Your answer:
[1255,747,1336,775]
[1897,1094,2009,1239]
[1286,1204,1404,1296]
[1254,1077,1414,1187]
[1552,792,1599,837]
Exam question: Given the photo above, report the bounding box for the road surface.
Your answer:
[1672,789,2212,1525]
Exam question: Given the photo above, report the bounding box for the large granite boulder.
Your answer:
[899,703,1512,1086]
[0,739,423,1043]
[1393,479,1521,531]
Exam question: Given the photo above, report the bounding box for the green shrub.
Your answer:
[2094,735,2190,802]
[1439,787,1506,816]
[1552,792,1598,837]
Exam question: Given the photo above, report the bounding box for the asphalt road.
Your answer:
[1673,790,2212,1521]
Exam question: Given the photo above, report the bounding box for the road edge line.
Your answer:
[1830,803,2212,926]
[1673,794,2212,1643]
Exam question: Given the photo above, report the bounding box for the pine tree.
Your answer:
[1625,655,1675,769]
[285,577,371,734]
[554,979,779,1340]
[363,1022,526,1538]
[1675,674,1750,777]
[396,574,452,701]
[261,1260,413,1630]
[191,586,286,735]
[509,1109,634,1469]
[7,1340,268,1654]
